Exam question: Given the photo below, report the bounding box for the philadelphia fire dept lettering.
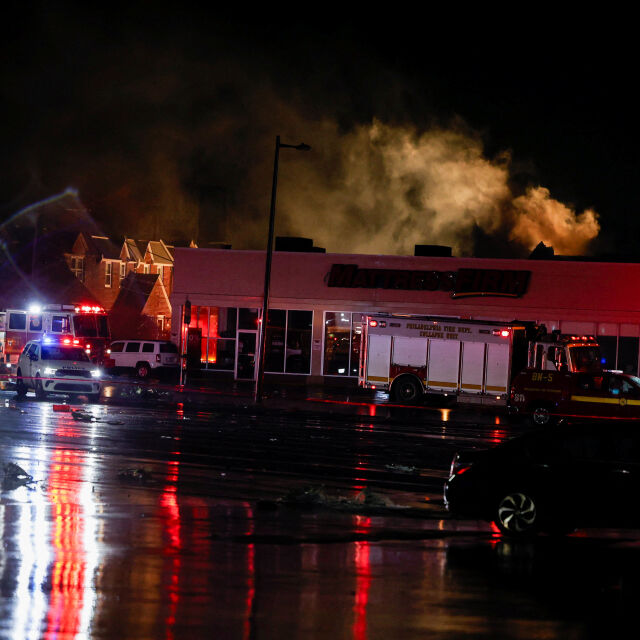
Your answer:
[327,264,530,299]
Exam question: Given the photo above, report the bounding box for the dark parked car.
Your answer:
[444,425,640,536]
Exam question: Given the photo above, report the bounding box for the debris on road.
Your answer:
[4,400,26,413]
[52,404,72,412]
[385,463,418,474]
[71,409,95,422]
[117,467,154,484]
[3,462,36,490]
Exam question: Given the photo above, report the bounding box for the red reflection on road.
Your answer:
[160,459,182,640]
[44,445,89,639]
[353,516,372,640]
[243,503,256,640]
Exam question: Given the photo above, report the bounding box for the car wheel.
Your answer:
[496,491,540,536]
[392,376,422,403]
[35,376,47,400]
[136,362,150,379]
[532,405,554,426]
[15,369,27,398]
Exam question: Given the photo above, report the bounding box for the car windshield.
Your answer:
[73,314,110,338]
[628,375,640,388]
[41,346,90,362]
[569,346,602,372]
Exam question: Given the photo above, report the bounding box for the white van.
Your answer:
[107,340,179,378]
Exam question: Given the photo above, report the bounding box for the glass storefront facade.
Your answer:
[185,305,314,375]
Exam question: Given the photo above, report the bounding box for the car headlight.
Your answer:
[91,368,102,378]
[44,367,56,376]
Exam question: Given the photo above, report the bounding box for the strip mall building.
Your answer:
[170,247,640,383]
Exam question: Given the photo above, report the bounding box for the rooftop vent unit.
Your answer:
[275,236,325,253]
[414,244,452,257]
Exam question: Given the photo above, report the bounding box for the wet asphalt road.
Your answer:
[1,387,640,639]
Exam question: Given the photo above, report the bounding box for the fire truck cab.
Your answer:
[507,333,632,424]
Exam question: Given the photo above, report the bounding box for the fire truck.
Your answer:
[0,303,111,368]
[358,313,601,406]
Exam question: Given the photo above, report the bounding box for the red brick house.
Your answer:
[66,233,179,339]
[109,273,172,340]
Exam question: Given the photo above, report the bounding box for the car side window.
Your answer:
[125,342,141,353]
[142,343,154,353]
[28,344,39,358]
[21,344,31,356]
[110,342,124,353]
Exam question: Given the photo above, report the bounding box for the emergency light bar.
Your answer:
[74,305,105,314]
[368,320,387,328]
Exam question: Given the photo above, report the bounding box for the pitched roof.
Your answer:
[146,240,173,265]
[110,273,160,316]
[122,238,146,262]
[85,235,120,260]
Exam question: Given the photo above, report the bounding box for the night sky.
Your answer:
[1,6,637,259]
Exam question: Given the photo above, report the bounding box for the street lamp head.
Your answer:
[278,140,312,152]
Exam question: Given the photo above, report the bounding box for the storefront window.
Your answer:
[286,310,312,374]
[185,306,238,369]
[323,312,366,376]
[350,313,364,376]
[264,310,312,374]
[598,336,617,370]
[265,309,286,373]
[619,337,639,375]
[239,308,259,330]
[324,312,352,375]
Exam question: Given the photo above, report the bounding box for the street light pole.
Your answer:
[254,135,311,403]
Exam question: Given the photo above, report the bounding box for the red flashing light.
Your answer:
[63,338,71,344]
[369,320,378,327]
[74,304,105,314]
[500,330,510,338]
[455,465,472,476]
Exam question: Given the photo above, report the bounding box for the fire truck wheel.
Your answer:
[35,376,47,400]
[495,491,541,536]
[392,375,422,403]
[136,362,150,379]
[531,405,554,426]
[15,370,27,398]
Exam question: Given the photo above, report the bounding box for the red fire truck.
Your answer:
[0,303,111,368]
[358,314,601,406]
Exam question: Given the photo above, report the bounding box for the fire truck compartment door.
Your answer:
[460,342,485,394]
[367,334,392,383]
[392,337,427,367]
[485,343,510,394]
[427,339,461,391]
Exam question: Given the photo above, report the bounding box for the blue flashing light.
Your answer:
[43,336,54,344]
[601,357,607,364]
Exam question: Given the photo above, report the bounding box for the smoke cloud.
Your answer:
[1,17,601,258]
[274,119,600,256]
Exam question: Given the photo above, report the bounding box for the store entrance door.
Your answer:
[236,330,257,380]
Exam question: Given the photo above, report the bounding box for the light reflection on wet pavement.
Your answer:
[1,392,640,639]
